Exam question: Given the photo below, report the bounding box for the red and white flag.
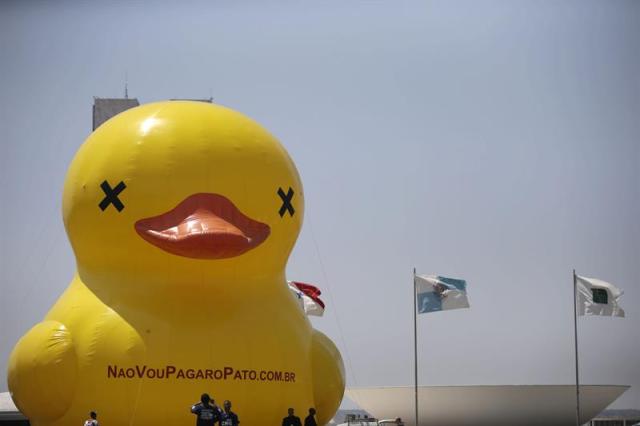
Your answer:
[287,281,325,317]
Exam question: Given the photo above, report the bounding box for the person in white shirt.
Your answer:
[84,411,99,426]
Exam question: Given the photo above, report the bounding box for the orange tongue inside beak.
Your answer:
[152,209,247,240]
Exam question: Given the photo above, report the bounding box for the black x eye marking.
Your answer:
[99,180,127,212]
[278,187,295,217]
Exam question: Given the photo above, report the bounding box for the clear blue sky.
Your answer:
[1,0,638,410]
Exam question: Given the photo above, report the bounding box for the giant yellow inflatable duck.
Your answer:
[8,101,345,425]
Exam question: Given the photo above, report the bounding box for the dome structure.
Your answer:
[346,385,629,426]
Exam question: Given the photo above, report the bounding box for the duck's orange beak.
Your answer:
[134,193,270,259]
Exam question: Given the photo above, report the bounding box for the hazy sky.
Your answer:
[1,0,638,410]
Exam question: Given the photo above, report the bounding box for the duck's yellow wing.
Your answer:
[7,320,78,422]
[311,329,345,425]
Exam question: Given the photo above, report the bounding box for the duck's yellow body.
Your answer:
[7,102,345,426]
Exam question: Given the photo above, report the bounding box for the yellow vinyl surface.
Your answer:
[7,101,345,426]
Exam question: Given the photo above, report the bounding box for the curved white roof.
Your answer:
[346,385,629,426]
[0,392,25,420]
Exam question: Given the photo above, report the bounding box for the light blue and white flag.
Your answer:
[415,275,469,314]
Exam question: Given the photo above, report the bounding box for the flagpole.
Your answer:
[413,267,419,426]
[573,269,581,426]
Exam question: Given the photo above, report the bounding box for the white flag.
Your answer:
[576,275,625,318]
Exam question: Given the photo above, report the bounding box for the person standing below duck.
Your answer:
[304,408,317,426]
[282,408,302,426]
[191,393,220,426]
[219,400,240,426]
[83,411,98,426]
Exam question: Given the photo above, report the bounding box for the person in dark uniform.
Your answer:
[190,393,221,426]
[282,408,302,426]
[304,407,317,426]
[220,400,240,426]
